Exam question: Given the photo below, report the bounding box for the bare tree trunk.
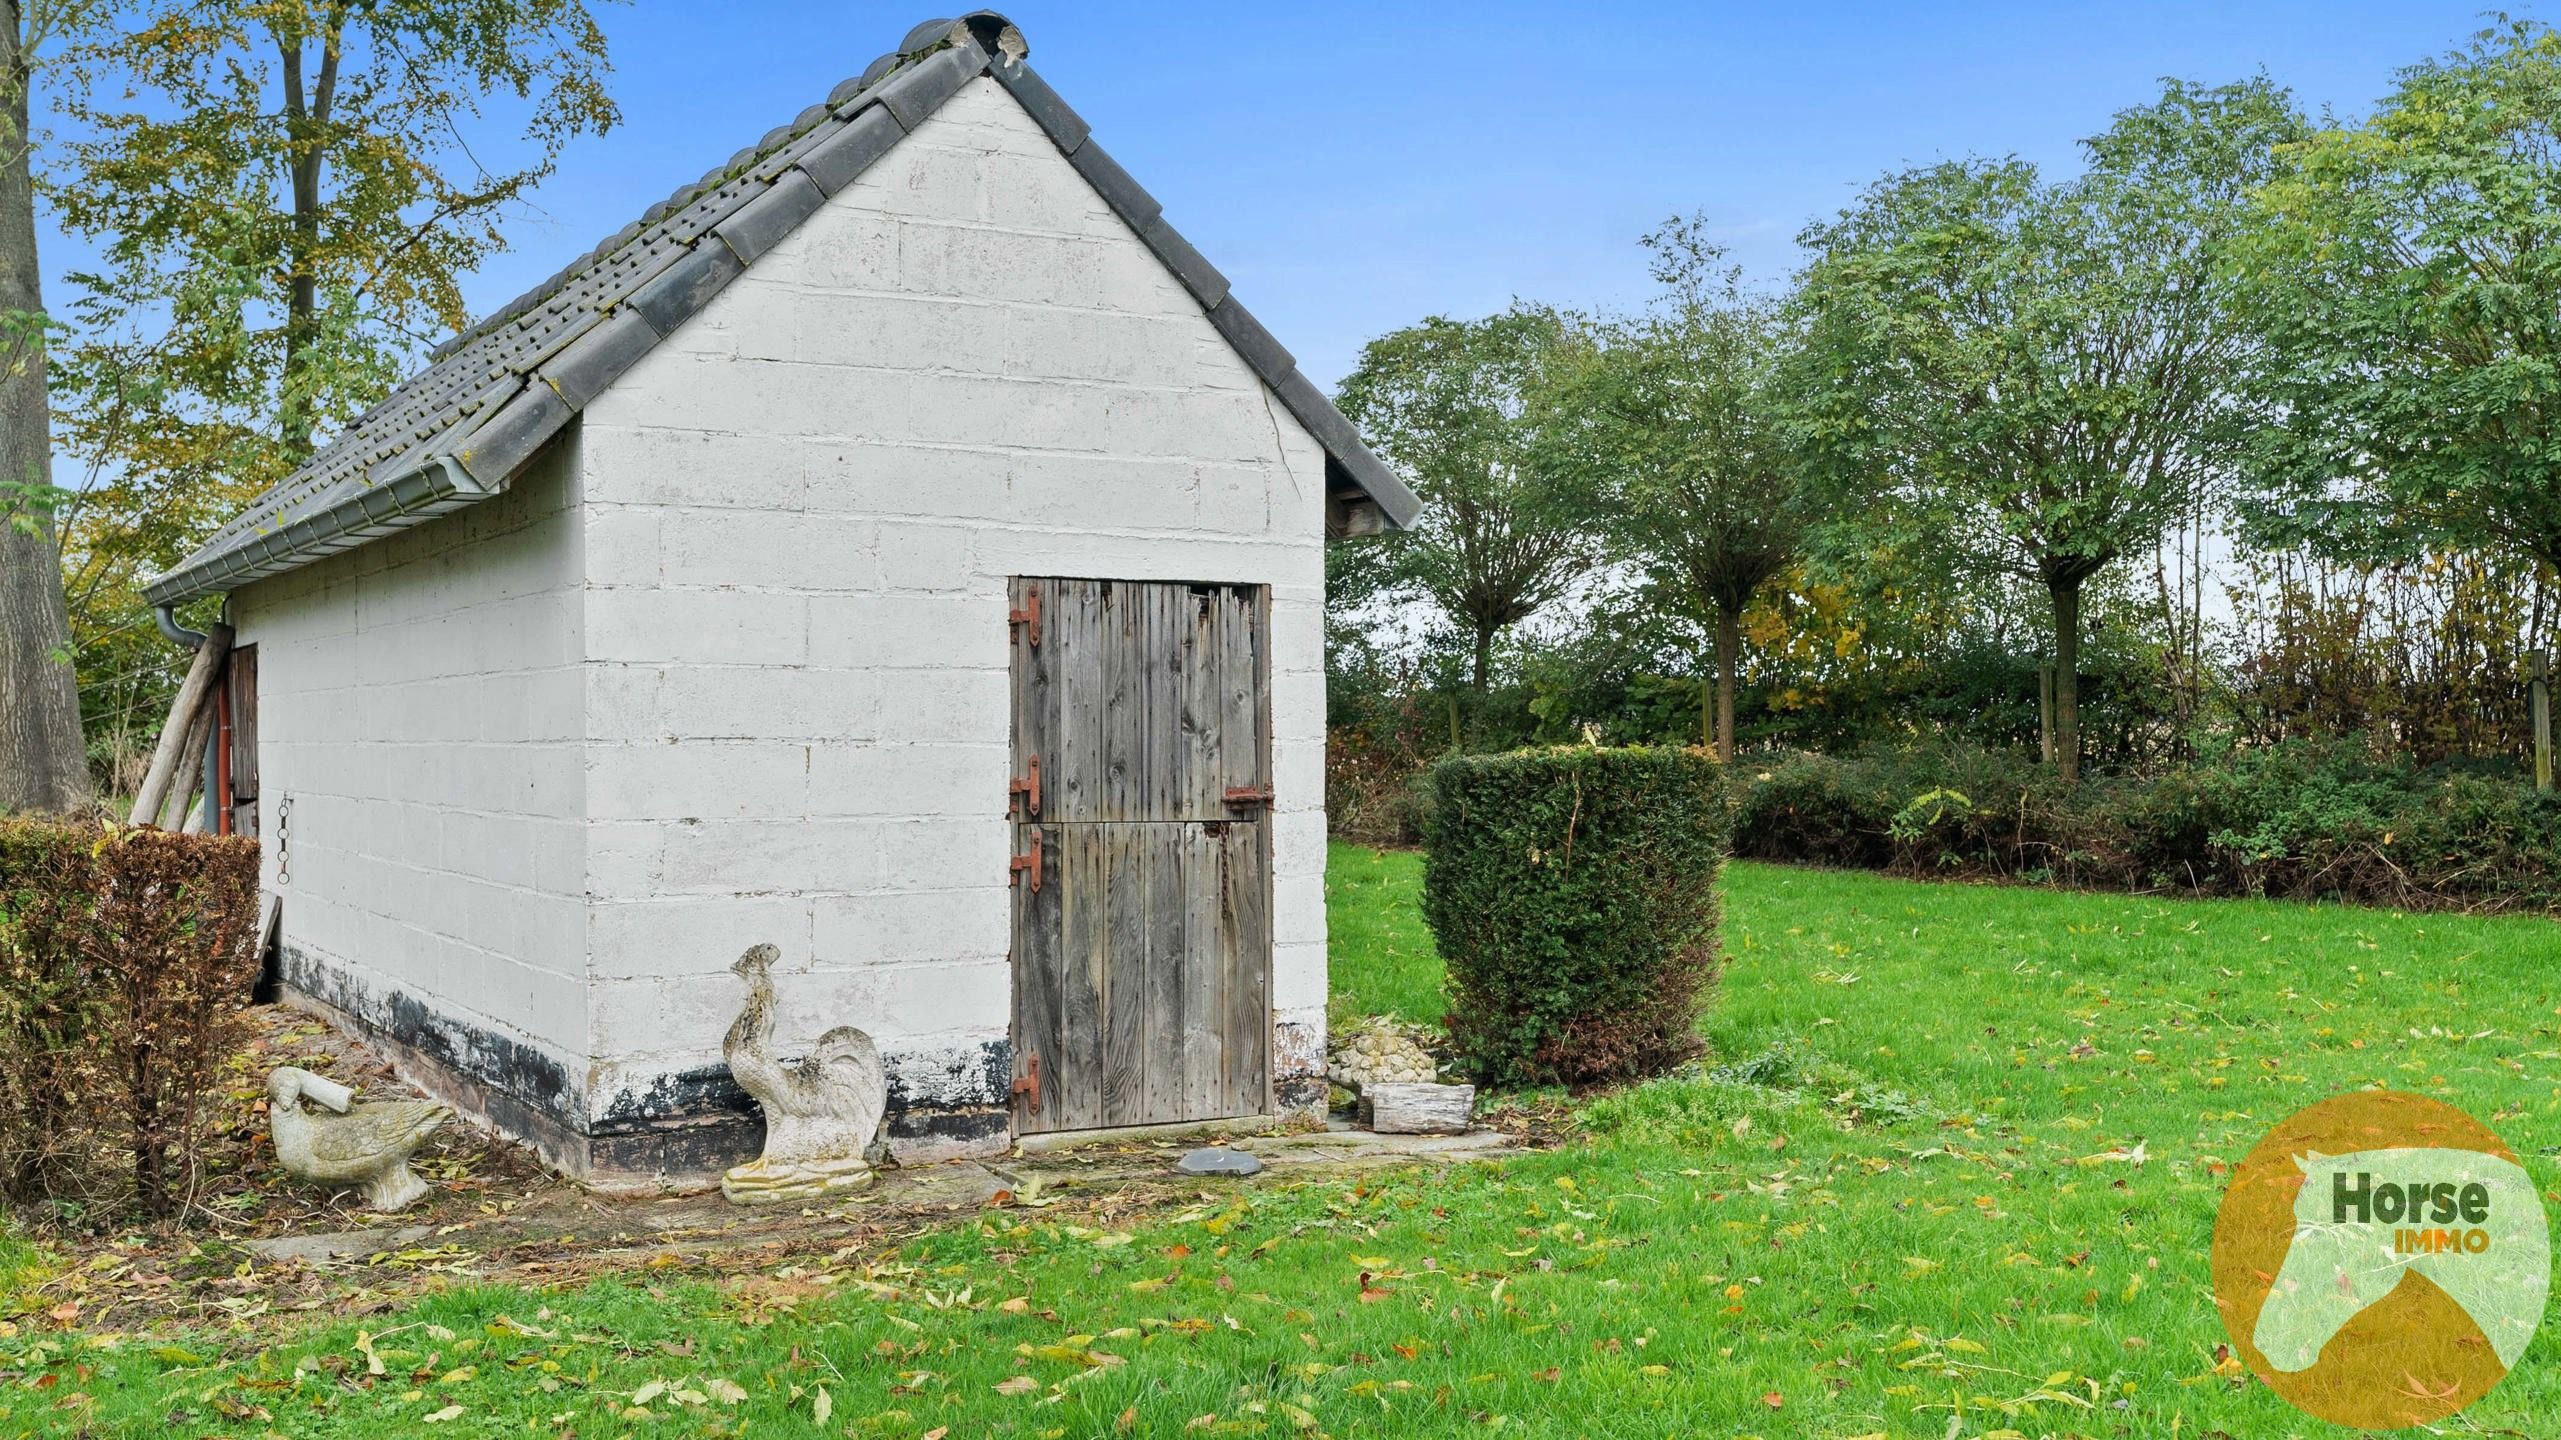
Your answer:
[275,21,339,458]
[2051,577,2083,785]
[1469,623,1493,697]
[1712,603,1741,762]
[0,3,88,813]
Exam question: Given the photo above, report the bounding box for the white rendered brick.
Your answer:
[587,896,815,981]
[813,887,1008,967]
[806,594,1003,670]
[874,959,1007,1036]
[806,742,1005,819]
[586,741,811,821]
[585,587,810,667]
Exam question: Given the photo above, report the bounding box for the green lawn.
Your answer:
[10,851,2561,1438]
[1318,843,1444,1026]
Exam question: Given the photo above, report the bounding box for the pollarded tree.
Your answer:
[2237,18,2561,583]
[1796,78,2302,781]
[1335,306,1601,698]
[1544,217,1815,759]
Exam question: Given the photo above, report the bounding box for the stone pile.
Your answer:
[1328,1021,1440,1094]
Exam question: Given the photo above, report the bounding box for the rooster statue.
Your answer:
[720,943,887,1204]
[265,1067,449,1213]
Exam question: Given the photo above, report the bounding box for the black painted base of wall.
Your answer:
[278,944,1018,1183]
[279,945,1327,1182]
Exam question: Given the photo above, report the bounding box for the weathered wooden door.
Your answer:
[224,645,259,839]
[1009,578,1272,1134]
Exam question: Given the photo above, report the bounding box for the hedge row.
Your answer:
[0,822,262,1218]
[1424,747,1729,1086]
[1732,740,2561,911]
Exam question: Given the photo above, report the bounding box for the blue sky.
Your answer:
[42,2,2522,389]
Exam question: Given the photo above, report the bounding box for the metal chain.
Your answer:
[274,794,292,886]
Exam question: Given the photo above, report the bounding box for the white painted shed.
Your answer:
[142,12,1415,1181]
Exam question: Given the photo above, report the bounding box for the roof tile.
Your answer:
[626,240,746,337]
[798,106,904,196]
[1137,214,1229,309]
[872,40,985,129]
[714,169,827,266]
[988,52,1088,152]
[539,310,660,410]
[899,17,959,53]
[455,384,573,488]
[1206,298,1294,382]
[1067,141,1160,230]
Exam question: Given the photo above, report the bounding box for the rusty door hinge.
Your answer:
[1009,826,1043,891]
[1011,1050,1041,1113]
[1009,584,1042,646]
[1222,784,1275,809]
[1009,754,1041,818]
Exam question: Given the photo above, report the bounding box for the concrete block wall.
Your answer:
[232,442,592,1153]
[577,76,1332,1158]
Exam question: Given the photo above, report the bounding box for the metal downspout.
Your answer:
[154,604,206,649]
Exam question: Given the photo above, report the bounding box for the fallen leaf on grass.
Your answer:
[995,1375,1039,1396]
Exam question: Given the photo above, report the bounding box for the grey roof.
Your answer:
[144,12,1417,608]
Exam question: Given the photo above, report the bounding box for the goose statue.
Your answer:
[266,1066,450,1213]
[719,943,887,1205]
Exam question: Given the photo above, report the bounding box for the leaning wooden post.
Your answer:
[129,622,233,826]
[157,692,220,831]
[2532,649,2552,793]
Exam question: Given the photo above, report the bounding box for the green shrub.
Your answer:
[1423,746,1728,1085]
[1728,737,2561,912]
[1730,751,1894,867]
[0,822,262,1218]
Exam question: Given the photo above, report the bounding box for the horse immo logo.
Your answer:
[2212,1091,2551,1430]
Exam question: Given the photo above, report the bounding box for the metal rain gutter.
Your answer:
[141,454,494,610]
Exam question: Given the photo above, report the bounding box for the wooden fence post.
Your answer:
[2533,649,2552,793]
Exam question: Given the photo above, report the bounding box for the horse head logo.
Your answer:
[2252,1147,2549,1374]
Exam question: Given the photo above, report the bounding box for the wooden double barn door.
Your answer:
[1008,578,1272,1134]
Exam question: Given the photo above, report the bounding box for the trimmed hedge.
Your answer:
[1730,740,2561,911]
[1423,746,1728,1085]
[0,822,262,1218]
